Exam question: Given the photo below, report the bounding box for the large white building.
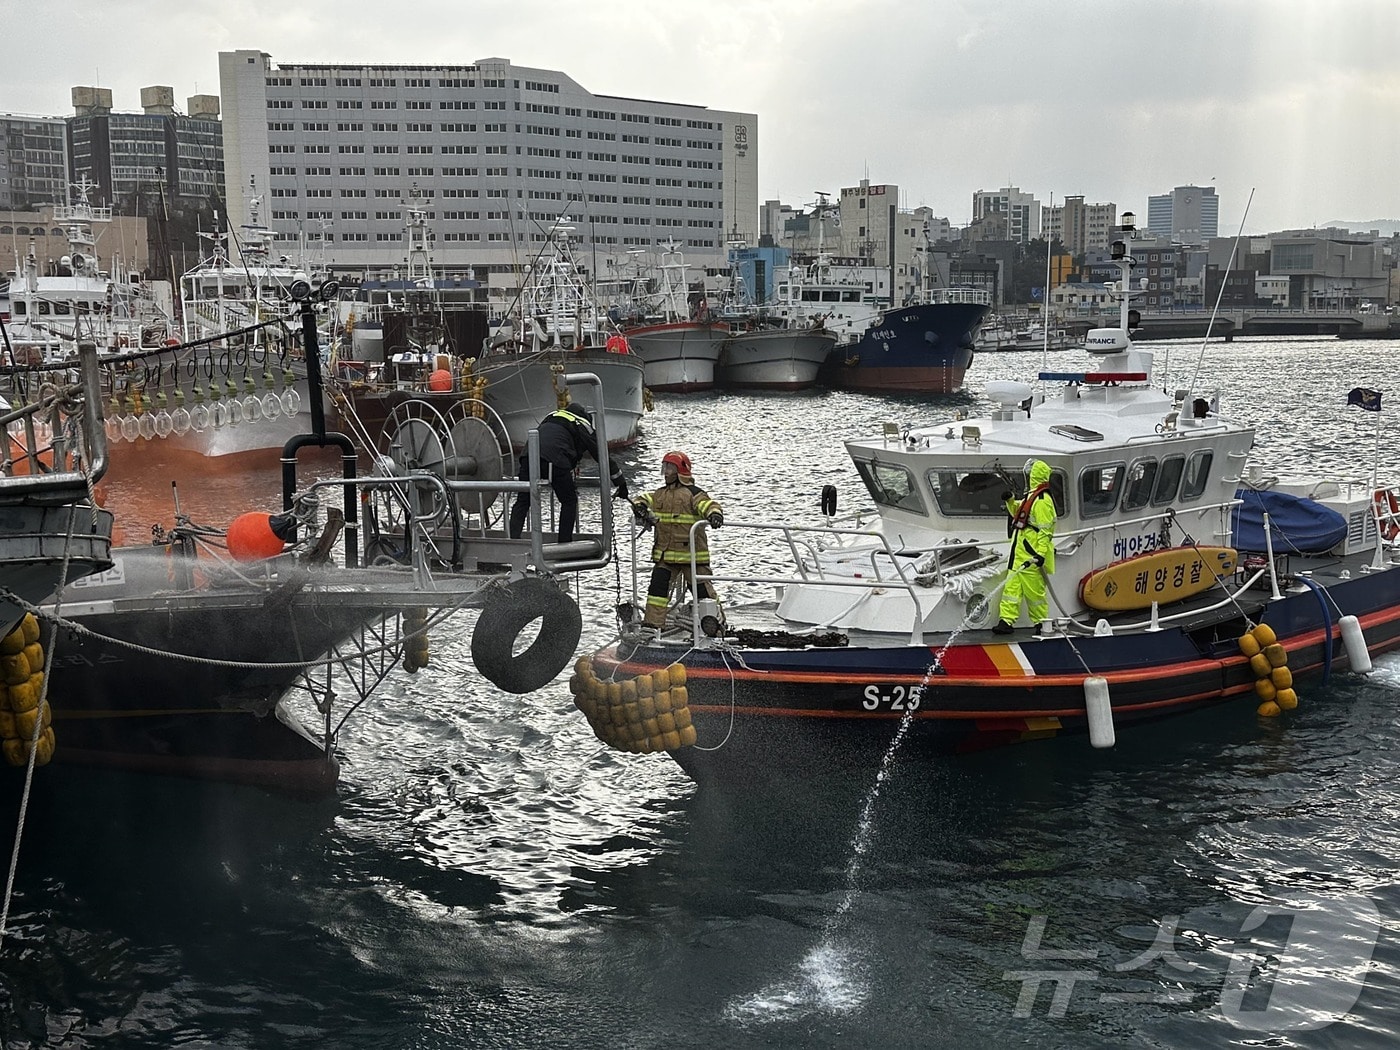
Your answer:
[1146,185,1219,245]
[218,51,759,288]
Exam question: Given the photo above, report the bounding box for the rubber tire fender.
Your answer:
[471,576,583,693]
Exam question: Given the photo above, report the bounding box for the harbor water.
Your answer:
[3,336,1400,1048]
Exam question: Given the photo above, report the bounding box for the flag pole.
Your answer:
[1373,398,1382,495]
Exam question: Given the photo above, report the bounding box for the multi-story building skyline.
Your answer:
[1146,184,1219,245]
[0,115,69,212]
[1043,195,1118,256]
[218,50,759,292]
[971,186,1041,243]
[67,86,223,213]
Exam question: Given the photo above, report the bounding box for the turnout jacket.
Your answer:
[634,480,722,565]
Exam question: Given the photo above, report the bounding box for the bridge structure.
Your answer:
[1063,308,1399,341]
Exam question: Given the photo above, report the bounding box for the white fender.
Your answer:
[1339,614,1373,675]
[1084,675,1115,749]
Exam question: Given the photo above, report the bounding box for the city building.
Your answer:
[218,50,759,300]
[970,186,1041,243]
[1146,185,1219,245]
[1264,232,1388,309]
[1042,195,1118,256]
[766,180,963,305]
[67,87,223,214]
[0,115,69,211]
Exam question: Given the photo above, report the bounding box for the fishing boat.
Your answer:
[5,284,621,795]
[976,317,1076,353]
[759,194,990,394]
[715,323,838,391]
[0,343,114,638]
[1,179,172,364]
[114,184,323,467]
[619,241,728,393]
[476,222,646,450]
[575,220,1399,785]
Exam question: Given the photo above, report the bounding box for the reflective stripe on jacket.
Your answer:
[636,481,722,564]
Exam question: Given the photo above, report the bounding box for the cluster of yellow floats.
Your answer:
[1240,622,1298,717]
[0,614,55,766]
[569,656,698,753]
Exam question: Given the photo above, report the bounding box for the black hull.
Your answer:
[33,547,394,795]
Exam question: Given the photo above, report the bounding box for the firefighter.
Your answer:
[631,451,724,630]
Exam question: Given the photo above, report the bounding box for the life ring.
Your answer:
[1375,489,1400,541]
[471,576,583,693]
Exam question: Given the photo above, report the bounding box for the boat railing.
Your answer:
[299,372,613,578]
[1052,497,1240,557]
[0,342,108,503]
[663,519,931,645]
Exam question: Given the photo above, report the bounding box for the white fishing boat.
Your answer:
[98,185,319,466]
[477,222,645,449]
[715,324,838,391]
[1,178,171,365]
[620,240,727,393]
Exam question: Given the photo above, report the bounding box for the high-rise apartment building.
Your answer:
[218,50,759,280]
[1146,185,1218,245]
[67,87,223,212]
[971,186,1040,242]
[1043,195,1118,255]
[0,115,69,211]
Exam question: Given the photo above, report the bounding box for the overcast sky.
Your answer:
[6,0,1397,235]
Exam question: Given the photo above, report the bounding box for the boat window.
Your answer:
[929,470,1008,517]
[1079,462,1125,518]
[53,302,71,315]
[11,302,25,316]
[36,302,50,316]
[1181,449,1214,501]
[1122,458,1158,511]
[842,290,861,303]
[1152,455,1184,505]
[1004,467,1070,516]
[853,458,927,515]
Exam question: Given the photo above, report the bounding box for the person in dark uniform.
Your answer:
[507,403,625,543]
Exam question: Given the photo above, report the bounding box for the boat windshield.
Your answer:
[929,468,1069,517]
[852,459,927,515]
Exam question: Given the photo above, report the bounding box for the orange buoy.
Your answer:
[226,512,287,561]
[428,369,453,391]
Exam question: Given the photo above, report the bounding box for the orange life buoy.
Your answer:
[1374,489,1400,541]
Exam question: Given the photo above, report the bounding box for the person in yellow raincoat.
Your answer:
[994,459,1056,633]
[630,450,723,630]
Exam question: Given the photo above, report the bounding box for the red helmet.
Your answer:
[662,451,692,475]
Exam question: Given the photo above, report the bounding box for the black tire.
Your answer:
[471,577,583,693]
